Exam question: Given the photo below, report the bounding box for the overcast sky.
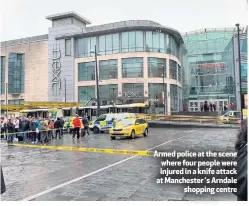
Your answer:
[0,0,248,41]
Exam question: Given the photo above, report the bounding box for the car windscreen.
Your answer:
[96,115,106,121]
[118,119,135,125]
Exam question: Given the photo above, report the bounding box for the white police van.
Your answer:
[89,113,135,134]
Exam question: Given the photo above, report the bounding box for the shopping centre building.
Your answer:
[0,11,247,113]
[182,27,247,112]
[0,11,185,114]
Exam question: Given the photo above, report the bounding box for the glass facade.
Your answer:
[78,62,95,81]
[78,86,95,102]
[183,30,236,111]
[148,58,166,78]
[148,83,167,113]
[122,58,143,78]
[76,31,179,57]
[77,37,97,57]
[99,84,118,101]
[169,60,177,80]
[145,31,165,53]
[8,53,25,94]
[99,59,118,80]
[122,31,144,52]
[170,85,180,112]
[0,56,5,94]
[122,83,144,98]
[8,99,23,105]
[99,33,120,55]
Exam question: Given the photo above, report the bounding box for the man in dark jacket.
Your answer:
[54,117,61,139]
[7,119,15,145]
[229,119,247,201]
[82,114,89,135]
[29,117,37,144]
[59,117,64,137]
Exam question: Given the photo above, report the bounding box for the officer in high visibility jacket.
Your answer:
[72,114,81,139]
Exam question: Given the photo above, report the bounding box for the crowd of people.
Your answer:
[0,114,90,145]
[0,116,64,145]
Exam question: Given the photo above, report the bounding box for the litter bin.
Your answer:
[1,166,6,194]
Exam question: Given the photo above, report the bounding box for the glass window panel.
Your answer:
[1,56,6,94]
[148,58,166,78]
[65,39,71,56]
[122,58,143,78]
[146,31,153,52]
[152,32,160,52]
[122,32,129,53]
[159,33,165,53]
[122,83,144,98]
[112,33,119,54]
[105,34,112,54]
[78,86,95,102]
[99,84,118,100]
[135,31,144,52]
[8,53,25,93]
[99,59,118,80]
[90,37,96,56]
[169,60,177,80]
[99,35,106,55]
[128,31,136,52]
[78,62,95,81]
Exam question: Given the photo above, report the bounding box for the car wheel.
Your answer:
[93,127,100,134]
[110,136,116,140]
[131,130,135,139]
[143,128,148,137]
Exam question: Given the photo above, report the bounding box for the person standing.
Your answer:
[6,119,15,145]
[30,117,37,144]
[54,117,61,139]
[59,117,64,137]
[14,117,20,140]
[1,118,7,140]
[36,117,41,143]
[72,114,81,139]
[40,121,48,145]
[48,117,54,140]
[82,114,89,135]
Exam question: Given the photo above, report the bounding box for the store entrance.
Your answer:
[189,99,228,112]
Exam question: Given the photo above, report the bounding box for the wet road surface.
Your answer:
[1,128,238,201]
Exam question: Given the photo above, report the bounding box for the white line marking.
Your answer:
[21,129,200,201]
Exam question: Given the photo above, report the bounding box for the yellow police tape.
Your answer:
[0,142,152,156]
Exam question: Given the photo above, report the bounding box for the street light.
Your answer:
[235,23,243,120]
[162,65,166,115]
[64,78,66,102]
[90,45,101,117]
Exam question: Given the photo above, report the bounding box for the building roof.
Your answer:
[55,20,184,44]
[0,34,48,47]
[46,11,91,25]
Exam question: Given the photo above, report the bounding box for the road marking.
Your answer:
[0,143,152,156]
[21,129,200,201]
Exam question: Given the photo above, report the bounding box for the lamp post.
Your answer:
[162,65,166,115]
[235,23,243,120]
[5,82,8,118]
[64,78,67,102]
[91,45,101,117]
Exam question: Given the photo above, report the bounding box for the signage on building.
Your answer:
[123,91,143,98]
[190,63,227,75]
[52,46,62,89]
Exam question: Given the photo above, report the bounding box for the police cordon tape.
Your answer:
[0,142,153,156]
[0,128,62,136]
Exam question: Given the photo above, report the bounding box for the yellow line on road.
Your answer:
[0,142,152,156]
